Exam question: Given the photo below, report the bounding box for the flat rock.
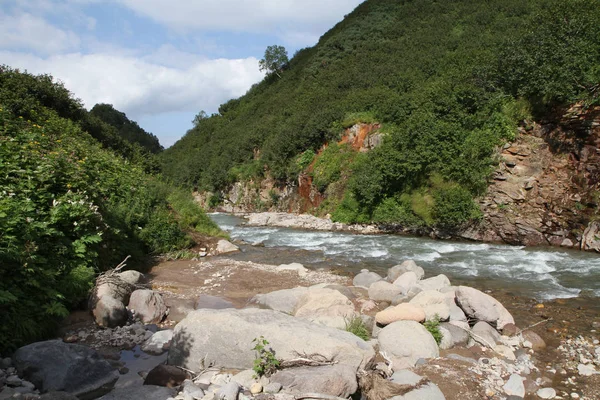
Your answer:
[13,340,118,398]
[168,308,374,372]
[271,365,358,398]
[216,239,240,254]
[369,281,403,303]
[456,286,514,329]
[537,387,557,399]
[503,374,525,397]
[252,287,309,314]
[353,270,383,289]
[293,288,355,329]
[378,321,439,369]
[98,385,175,399]
[375,303,425,325]
[128,289,168,324]
[577,363,598,376]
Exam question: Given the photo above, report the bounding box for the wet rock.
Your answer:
[369,281,403,303]
[455,286,515,329]
[386,260,425,282]
[251,287,308,314]
[118,270,145,285]
[416,275,451,292]
[392,272,419,294]
[271,365,357,398]
[353,269,383,289]
[141,329,173,355]
[143,364,189,387]
[98,385,176,399]
[537,387,557,399]
[503,374,525,398]
[216,240,240,255]
[375,303,425,325]
[13,340,118,398]
[378,321,439,369]
[409,290,450,321]
[168,308,374,372]
[92,295,128,328]
[392,382,446,400]
[128,290,168,324]
[293,288,355,329]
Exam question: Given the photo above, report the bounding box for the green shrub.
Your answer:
[251,336,280,378]
[341,111,378,129]
[424,315,443,345]
[345,316,370,341]
[311,143,354,192]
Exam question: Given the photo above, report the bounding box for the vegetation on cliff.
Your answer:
[0,67,219,352]
[161,0,600,228]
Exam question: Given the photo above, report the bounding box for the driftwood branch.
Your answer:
[516,318,553,335]
[280,358,338,368]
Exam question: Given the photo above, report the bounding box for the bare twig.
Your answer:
[516,318,553,335]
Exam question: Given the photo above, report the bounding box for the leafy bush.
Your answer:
[424,315,443,345]
[251,336,280,378]
[311,143,355,192]
[345,316,370,341]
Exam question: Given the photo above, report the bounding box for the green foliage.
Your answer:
[251,336,280,378]
[259,45,289,77]
[0,69,219,353]
[167,189,226,237]
[296,149,316,171]
[161,0,600,229]
[345,316,370,341]
[311,143,355,192]
[424,315,443,345]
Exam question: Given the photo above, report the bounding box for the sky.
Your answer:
[0,0,364,147]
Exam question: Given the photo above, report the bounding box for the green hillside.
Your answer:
[162,0,600,227]
[0,67,219,352]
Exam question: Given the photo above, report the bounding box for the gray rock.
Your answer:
[6,375,22,386]
[393,272,419,295]
[353,270,383,289]
[446,354,476,364]
[277,263,308,277]
[92,295,128,328]
[503,374,525,398]
[471,321,502,347]
[537,387,557,399]
[216,240,240,255]
[391,383,446,400]
[271,365,357,398]
[409,290,450,321]
[582,221,600,252]
[378,321,439,369]
[231,370,255,389]
[128,290,168,324]
[577,363,598,376]
[183,379,205,399]
[448,303,468,323]
[118,270,145,285]
[98,385,175,399]
[13,340,119,398]
[386,260,425,282]
[390,370,423,386]
[39,392,80,400]
[416,275,450,292]
[455,286,514,329]
[264,382,282,394]
[216,382,240,400]
[369,281,403,303]
[439,322,469,348]
[141,329,173,355]
[251,287,308,314]
[293,288,356,329]
[168,308,374,372]
[91,279,135,305]
[1,357,13,369]
[0,388,18,399]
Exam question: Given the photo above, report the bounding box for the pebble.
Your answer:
[503,374,525,398]
[577,363,598,376]
[537,388,557,399]
[571,393,580,399]
[250,382,262,394]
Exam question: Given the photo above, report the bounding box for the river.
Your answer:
[210,213,600,301]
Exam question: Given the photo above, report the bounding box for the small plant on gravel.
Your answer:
[251,336,280,378]
[345,316,370,341]
[424,315,443,345]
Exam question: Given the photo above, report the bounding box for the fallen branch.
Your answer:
[516,318,553,335]
[280,358,338,368]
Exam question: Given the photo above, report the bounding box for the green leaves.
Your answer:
[251,336,280,378]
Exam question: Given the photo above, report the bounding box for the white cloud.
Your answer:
[0,11,80,55]
[1,50,263,117]
[118,0,364,45]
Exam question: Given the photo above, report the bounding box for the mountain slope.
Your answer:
[162,0,600,230]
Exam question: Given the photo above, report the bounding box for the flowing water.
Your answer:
[210,213,600,300]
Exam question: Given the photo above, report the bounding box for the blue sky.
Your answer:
[0,0,363,147]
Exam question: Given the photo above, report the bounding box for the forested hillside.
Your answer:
[0,67,219,352]
[162,0,600,228]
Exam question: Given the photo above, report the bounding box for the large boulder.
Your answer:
[378,321,439,369]
[98,385,175,400]
[369,281,403,303]
[455,286,515,329]
[439,322,469,348]
[293,288,356,329]
[386,260,425,282]
[375,304,425,325]
[271,365,358,397]
[13,340,119,398]
[252,287,309,314]
[128,290,168,324]
[92,279,135,305]
[471,321,502,347]
[353,269,383,289]
[393,272,419,295]
[409,290,450,321]
[168,309,374,372]
[216,240,240,255]
[118,270,145,286]
[416,275,451,292]
[92,295,128,328]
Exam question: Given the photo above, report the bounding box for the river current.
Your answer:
[210,213,600,300]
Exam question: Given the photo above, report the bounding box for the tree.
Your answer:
[192,110,208,126]
[259,45,289,78]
